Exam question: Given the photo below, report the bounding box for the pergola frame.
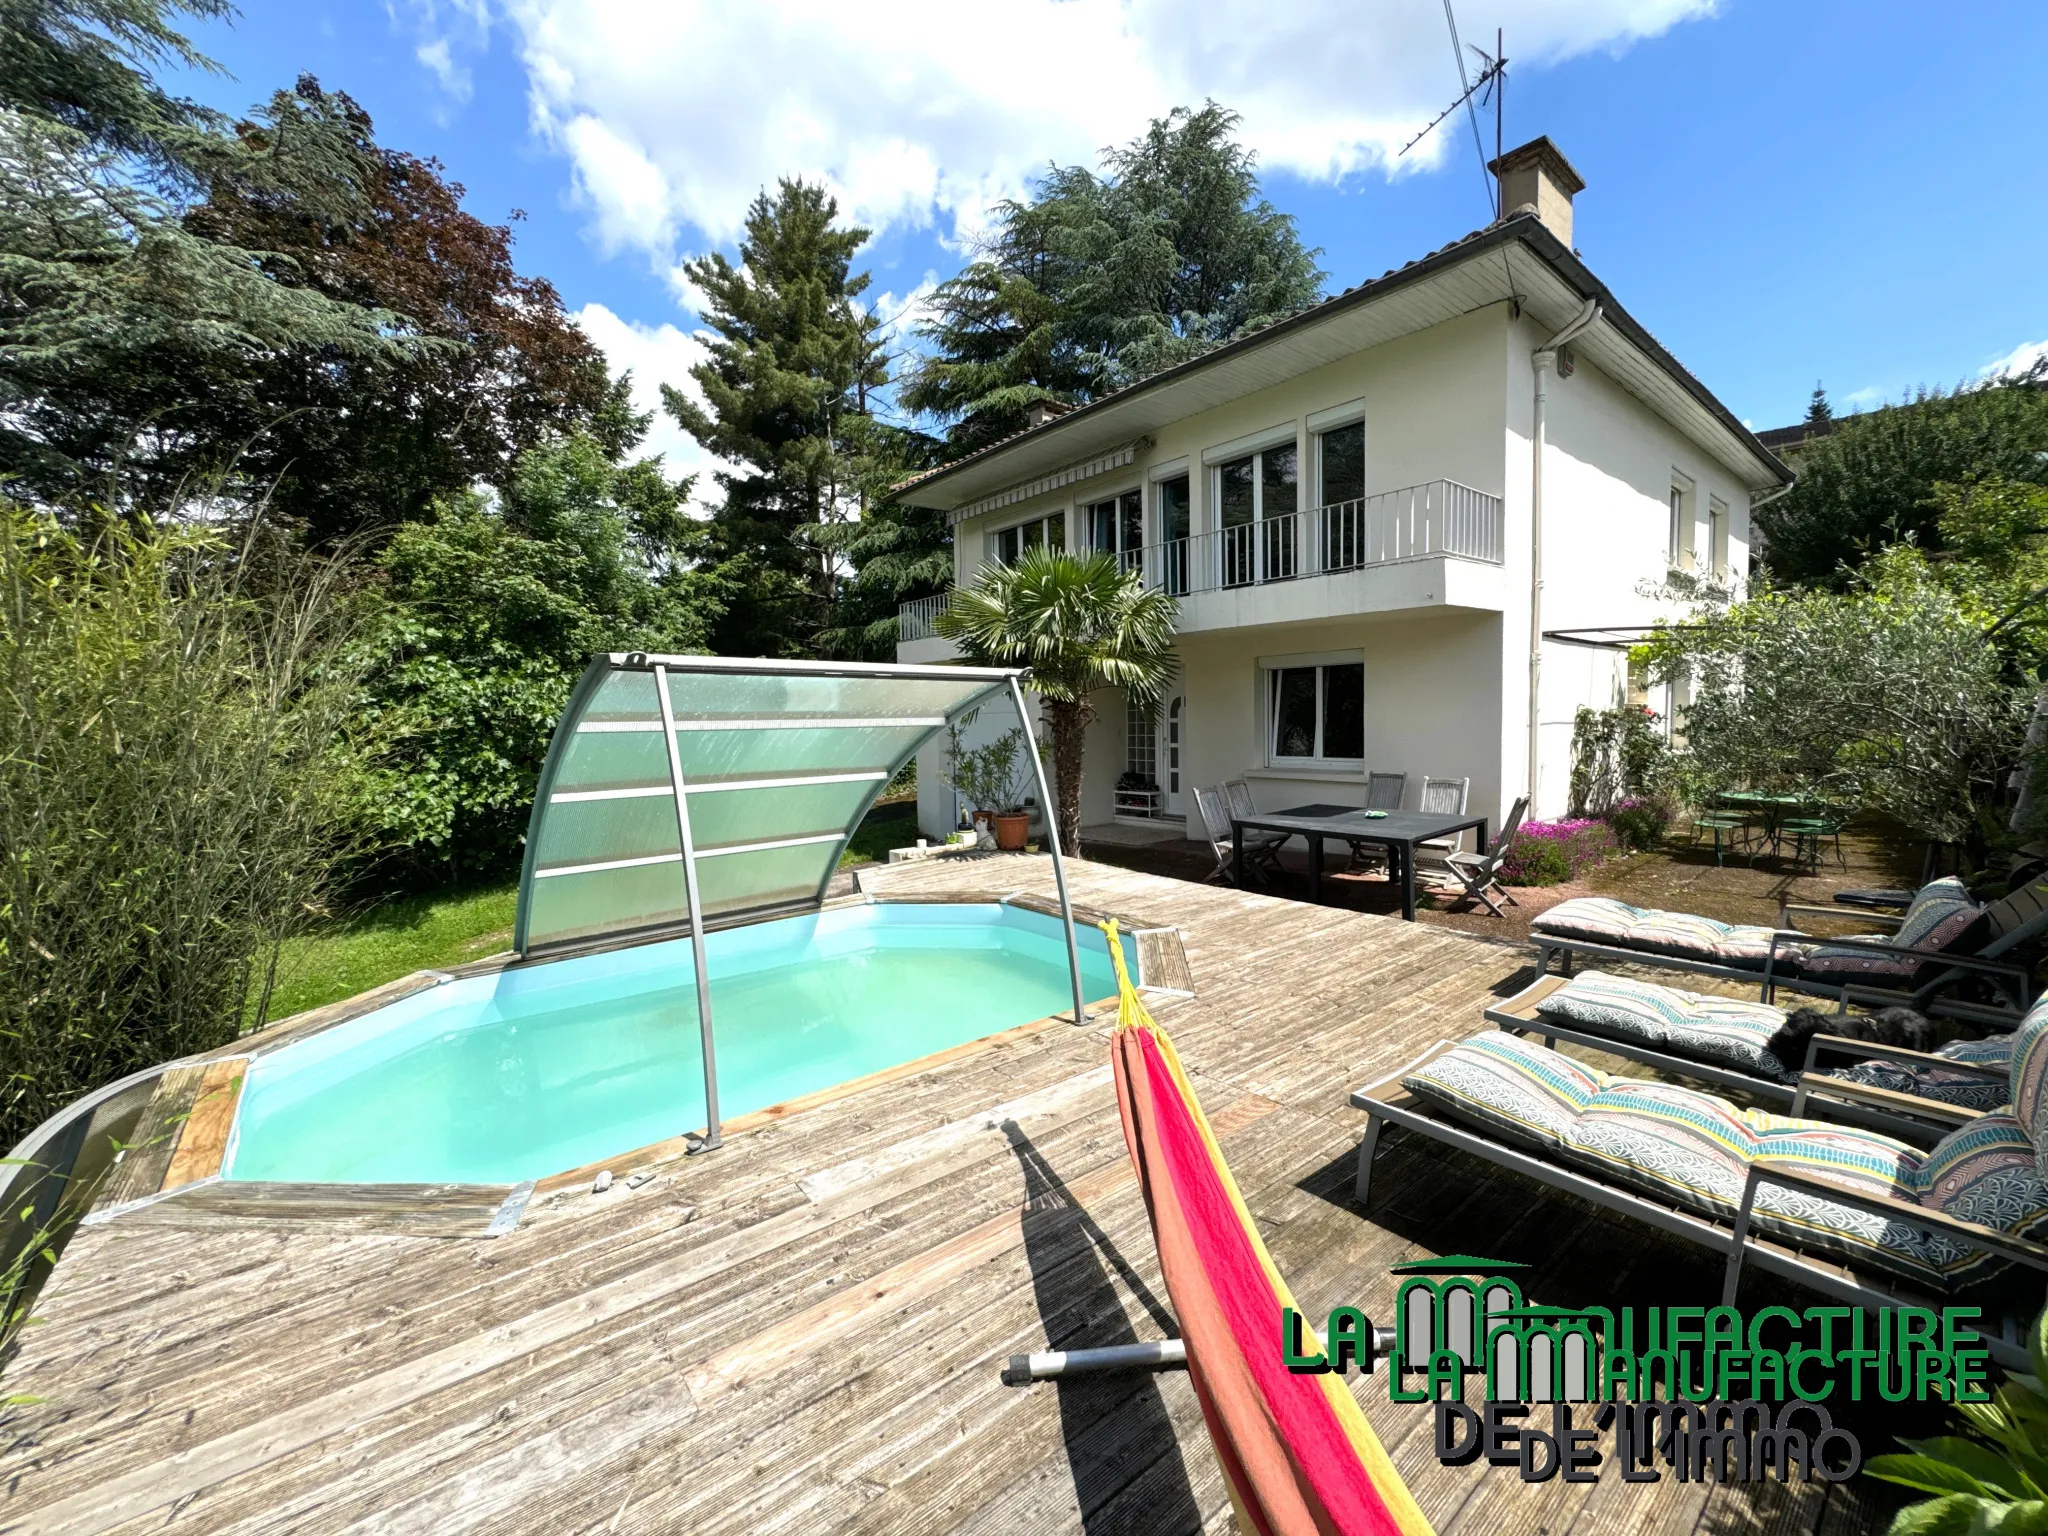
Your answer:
[513,652,1088,1152]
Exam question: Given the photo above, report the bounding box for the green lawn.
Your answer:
[251,797,925,1027]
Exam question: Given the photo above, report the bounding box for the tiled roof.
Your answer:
[894,212,1790,499]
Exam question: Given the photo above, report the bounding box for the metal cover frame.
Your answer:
[512,651,1089,1153]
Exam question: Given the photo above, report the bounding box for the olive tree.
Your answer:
[1640,549,2029,847]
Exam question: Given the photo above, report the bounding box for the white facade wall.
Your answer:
[907,301,1759,839]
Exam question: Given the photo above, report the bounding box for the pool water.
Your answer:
[226,903,1126,1186]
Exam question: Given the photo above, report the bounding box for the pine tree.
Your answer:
[902,103,1324,454]
[1804,382,1834,428]
[664,180,885,655]
[0,4,408,503]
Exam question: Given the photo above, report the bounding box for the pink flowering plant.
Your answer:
[1499,817,1617,886]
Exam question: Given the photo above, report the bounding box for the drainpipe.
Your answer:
[1527,297,1601,811]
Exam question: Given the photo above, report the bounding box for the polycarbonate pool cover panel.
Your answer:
[515,654,1016,953]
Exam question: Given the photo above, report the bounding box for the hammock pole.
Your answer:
[1009,675,1089,1027]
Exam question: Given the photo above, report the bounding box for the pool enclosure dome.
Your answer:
[515,652,1089,1151]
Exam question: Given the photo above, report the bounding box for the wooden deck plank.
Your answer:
[0,856,1880,1535]
[160,1058,246,1189]
[88,1063,208,1212]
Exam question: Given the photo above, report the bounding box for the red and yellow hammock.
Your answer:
[1102,921,1434,1536]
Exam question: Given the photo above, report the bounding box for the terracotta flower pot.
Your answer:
[992,811,1030,851]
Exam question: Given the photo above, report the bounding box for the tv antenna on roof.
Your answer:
[1400,4,1507,219]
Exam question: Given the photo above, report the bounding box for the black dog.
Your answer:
[1765,1005,1938,1070]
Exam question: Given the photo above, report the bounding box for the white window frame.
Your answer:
[1668,472,1696,569]
[1707,495,1730,578]
[988,507,1067,567]
[1083,485,1145,560]
[1261,650,1365,767]
[1307,401,1366,510]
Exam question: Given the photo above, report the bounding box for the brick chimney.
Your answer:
[1487,136,1585,247]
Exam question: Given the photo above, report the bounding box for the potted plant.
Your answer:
[942,719,1034,847]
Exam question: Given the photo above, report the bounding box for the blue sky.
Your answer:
[172,2,2046,483]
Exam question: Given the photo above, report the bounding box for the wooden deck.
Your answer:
[0,857,1904,1534]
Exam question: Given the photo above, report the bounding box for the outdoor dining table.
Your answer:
[1716,790,1818,856]
[1231,803,1491,920]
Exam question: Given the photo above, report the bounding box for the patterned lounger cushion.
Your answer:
[1532,897,1782,966]
[1795,876,1988,986]
[2007,999,2048,1176]
[1823,1033,2016,1112]
[1534,970,1794,1082]
[1400,1032,1605,1153]
[1400,1034,2048,1289]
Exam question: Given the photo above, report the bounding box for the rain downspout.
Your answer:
[1527,297,1601,809]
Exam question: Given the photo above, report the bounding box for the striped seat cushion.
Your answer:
[1532,897,1781,965]
[1400,1032,1605,1153]
[1823,1034,2015,1112]
[1534,970,1793,1081]
[1400,1034,2048,1289]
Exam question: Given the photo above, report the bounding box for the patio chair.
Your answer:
[1688,805,1754,867]
[1350,1011,2048,1371]
[1438,795,1528,916]
[1410,775,1471,869]
[1530,874,2048,1028]
[1343,771,1408,872]
[1485,969,2016,1140]
[1195,784,1284,886]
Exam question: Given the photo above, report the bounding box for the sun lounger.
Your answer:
[1352,1018,2048,1370]
[1486,971,2014,1140]
[1528,876,2046,1026]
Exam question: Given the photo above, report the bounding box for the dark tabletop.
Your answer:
[1236,805,1487,843]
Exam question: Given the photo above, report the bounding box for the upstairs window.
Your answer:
[992,510,1065,567]
[1154,475,1191,595]
[1086,490,1144,572]
[1668,474,1695,569]
[1267,659,1364,764]
[1708,497,1730,578]
[1316,421,1365,507]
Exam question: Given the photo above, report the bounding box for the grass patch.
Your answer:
[251,800,925,1026]
[841,798,918,867]
[251,880,518,1027]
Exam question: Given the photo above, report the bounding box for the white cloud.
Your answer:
[415,38,471,101]
[397,0,492,101]
[486,0,1716,264]
[1983,336,2048,381]
[571,302,734,493]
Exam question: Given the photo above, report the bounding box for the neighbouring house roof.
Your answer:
[1755,419,1835,454]
[895,212,1792,515]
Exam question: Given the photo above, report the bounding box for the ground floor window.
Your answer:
[1267,660,1364,763]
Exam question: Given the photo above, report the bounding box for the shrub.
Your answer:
[1605,795,1674,852]
[1569,704,1672,816]
[0,506,387,1146]
[1501,817,1617,886]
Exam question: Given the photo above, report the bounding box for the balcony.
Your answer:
[898,592,949,643]
[896,479,1507,655]
[1133,479,1501,597]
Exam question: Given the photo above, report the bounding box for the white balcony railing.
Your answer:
[1139,478,1501,598]
[895,480,1503,639]
[898,591,949,642]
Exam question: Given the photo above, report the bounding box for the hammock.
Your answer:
[1102,919,1435,1536]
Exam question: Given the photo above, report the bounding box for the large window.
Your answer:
[1316,421,1365,507]
[992,510,1065,567]
[1087,490,1143,573]
[1267,659,1363,763]
[1216,443,1298,585]
[1156,474,1191,595]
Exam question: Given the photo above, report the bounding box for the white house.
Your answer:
[894,138,1791,845]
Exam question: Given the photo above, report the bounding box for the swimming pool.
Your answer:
[225,902,1129,1186]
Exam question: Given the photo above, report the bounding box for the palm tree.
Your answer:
[936,546,1178,855]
